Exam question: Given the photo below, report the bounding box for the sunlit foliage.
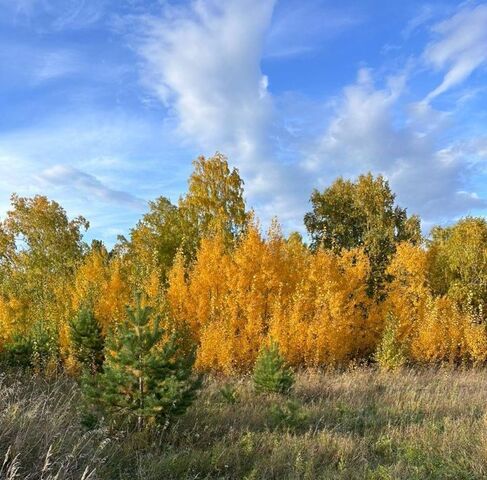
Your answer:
[304,174,421,297]
[0,157,486,373]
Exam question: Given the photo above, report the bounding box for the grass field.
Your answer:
[1,367,486,479]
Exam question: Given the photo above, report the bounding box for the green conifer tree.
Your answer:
[31,321,59,373]
[1,334,33,368]
[253,342,294,394]
[69,307,104,374]
[83,293,200,429]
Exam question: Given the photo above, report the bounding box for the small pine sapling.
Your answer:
[0,334,34,368]
[218,383,238,404]
[253,342,294,394]
[31,321,59,374]
[83,293,201,429]
[69,307,105,374]
[268,399,308,430]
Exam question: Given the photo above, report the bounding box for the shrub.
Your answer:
[253,342,294,394]
[268,399,308,430]
[1,323,59,373]
[31,321,60,373]
[375,313,407,371]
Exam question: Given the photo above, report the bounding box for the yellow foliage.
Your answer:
[270,248,377,367]
[464,322,487,364]
[382,243,430,347]
[71,249,129,333]
[0,295,28,346]
[167,223,382,371]
[411,296,467,364]
[2,191,487,373]
[166,222,311,372]
[97,257,130,331]
[166,250,190,327]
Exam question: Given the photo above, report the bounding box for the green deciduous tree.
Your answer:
[3,194,88,277]
[0,194,88,351]
[122,196,187,299]
[304,173,421,297]
[427,217,487,320]
[122,153,249,298]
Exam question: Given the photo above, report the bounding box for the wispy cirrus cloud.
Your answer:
[424,3,487,102]
[403,5,432,38]
[0,0,107,30]
[264,0,363,58]
[0,45,83,86]
[34,50,81,82]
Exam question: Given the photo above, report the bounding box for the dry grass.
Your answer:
[1,367,487,479]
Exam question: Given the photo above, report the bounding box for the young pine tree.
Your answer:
[31,321,60,374]
[69,307,105,374]
[84,293,201,429]
[253,342,294,394]
[1,334,34,368]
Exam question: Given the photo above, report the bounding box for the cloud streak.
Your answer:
[37,165,146,209]
[424,3,487,102]
[0,0,107,30]
[264,0,362,58]
[0,111,179,244]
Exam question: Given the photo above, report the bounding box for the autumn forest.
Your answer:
[1,153,485,374]
[2,153,487,479]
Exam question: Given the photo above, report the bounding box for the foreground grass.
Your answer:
[1,368,487,479]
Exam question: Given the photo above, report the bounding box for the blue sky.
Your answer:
[1,0,486,244]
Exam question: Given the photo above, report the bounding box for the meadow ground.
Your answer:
[1,367,486,480]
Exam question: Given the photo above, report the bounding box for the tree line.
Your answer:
[0,152,486,374]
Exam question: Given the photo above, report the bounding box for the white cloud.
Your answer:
[424,3,487,102]
[37,165,146,209]
[306,69,408,174]
[133,0,310,224]
[133,0,335,232]
[307,68,486,225]
[136,0,276,168]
